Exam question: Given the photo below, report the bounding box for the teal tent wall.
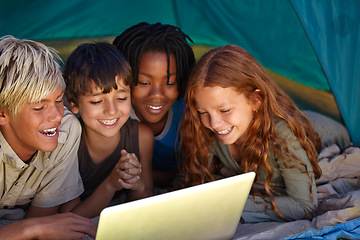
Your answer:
[291,0,360,148]
[1,0,359,146]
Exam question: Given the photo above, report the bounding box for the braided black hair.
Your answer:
[113,22,195,99]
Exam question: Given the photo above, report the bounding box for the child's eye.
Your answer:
[166,82,176,86]
[197,111,207,115]
[33,106,44,111]
[221,109,231,113]
[117,97,127,101]
[90,100,102,105]
[138,81,150,85]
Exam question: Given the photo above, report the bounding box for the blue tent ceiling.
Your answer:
[1,0,359,146]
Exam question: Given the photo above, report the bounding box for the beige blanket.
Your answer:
[233,145,360,239]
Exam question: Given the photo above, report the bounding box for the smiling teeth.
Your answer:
[42,128,57,136]
[100,119,117,125]
[217,127,232,135]
[148,105,162,110]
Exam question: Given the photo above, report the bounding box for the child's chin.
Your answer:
[38,142,59,153]
[218,136,237,146]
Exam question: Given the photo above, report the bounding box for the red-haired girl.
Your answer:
[180,45,322,222]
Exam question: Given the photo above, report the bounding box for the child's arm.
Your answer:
[26,205,59,218]
[64,156,137,218]
[66,126,153,218]
[126,123,154,201]
[0,213,96,239]
[243,123,317,222]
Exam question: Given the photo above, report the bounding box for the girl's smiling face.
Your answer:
[131,51,179,135]
[195,86,258,146]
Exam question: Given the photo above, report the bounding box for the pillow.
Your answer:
[303,110,351,151]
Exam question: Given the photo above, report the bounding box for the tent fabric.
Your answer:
[0,0,177,40]
[0,0,359,146]
[291,0,360,153]
[175,0,329,91]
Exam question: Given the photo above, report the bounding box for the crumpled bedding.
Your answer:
[233,144,360,240]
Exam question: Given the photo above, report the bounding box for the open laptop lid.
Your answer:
[96,172,255,240]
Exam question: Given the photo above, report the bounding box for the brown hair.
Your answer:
[64,42,132,106]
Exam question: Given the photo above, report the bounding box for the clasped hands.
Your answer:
[108,149,144,192]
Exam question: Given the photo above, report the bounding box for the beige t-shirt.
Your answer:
[0,108,84,211]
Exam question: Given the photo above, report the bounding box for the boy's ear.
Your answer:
[69,102,80,115]
[0,108,9,126]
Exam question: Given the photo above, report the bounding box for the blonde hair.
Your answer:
[0,35,65,117]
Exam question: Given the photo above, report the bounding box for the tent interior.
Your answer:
[1,0,360,239]
[2,0,359,145]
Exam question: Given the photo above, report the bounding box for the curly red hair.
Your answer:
[180,45,322,220]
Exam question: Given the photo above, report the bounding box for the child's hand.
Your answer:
[109,150,145,192]
[219,166,236,178]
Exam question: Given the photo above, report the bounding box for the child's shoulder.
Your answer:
[123,118,140,129]
[58,107,82,144]
[274,118,294,140]
[173,98,185,109]
[61,107,81,128]
[120,118,140,137]
[172,98,185,117]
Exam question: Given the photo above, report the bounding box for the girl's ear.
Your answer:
[69,102,80,115]
[0,108,9,126]
[252,89,262,112]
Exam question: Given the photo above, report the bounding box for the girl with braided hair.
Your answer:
[113,22,195,188]
[180,45,322,222]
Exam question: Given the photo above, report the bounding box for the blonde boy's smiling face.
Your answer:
[72,76,131,141]
[0,86,65,162]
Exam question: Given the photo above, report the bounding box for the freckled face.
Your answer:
[72,77,131,141]
[131,51,178,134]
[1,86,65,161]
[195,86,256,146]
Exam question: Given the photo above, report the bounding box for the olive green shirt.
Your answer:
[209,120,317,222]
[0,108,84,219]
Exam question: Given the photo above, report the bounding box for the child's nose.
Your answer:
[105,100,117,115]
[149,83,164,97]
[49,104,64,122]
[209,114,223,129]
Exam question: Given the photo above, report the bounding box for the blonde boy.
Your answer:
[0,35,95,239]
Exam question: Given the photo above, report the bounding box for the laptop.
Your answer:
[95,171,255,240]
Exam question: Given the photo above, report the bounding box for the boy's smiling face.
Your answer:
[71,76,131,141]
[0,86,65,162]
